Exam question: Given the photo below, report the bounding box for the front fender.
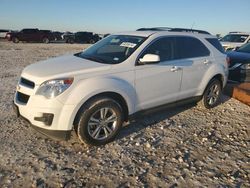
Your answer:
[58,76,137,116]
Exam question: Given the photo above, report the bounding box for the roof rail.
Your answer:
[229,31,246,34]
[136,27,210,35]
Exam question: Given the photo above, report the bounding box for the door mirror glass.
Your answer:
[139,54,160,64]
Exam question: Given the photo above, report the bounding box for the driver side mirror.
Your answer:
[139,54,160,65]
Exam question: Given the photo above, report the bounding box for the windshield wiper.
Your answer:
[77,54,106,63]
[85,56,105,63]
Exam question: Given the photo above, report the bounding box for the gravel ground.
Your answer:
[0,41,249,188]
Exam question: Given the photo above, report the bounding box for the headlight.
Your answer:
[36,78,74,99]
[241,63,250,70]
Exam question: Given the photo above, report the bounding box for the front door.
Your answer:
[135,37,182,110]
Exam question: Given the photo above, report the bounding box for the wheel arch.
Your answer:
[73,91,129,129]
[210,74,224,87]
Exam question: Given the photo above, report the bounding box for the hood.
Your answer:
[227,51,250,66]
[22,54,111,84]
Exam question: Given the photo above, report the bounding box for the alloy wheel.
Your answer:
[87,107,118,140]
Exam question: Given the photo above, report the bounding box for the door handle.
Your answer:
[204,59,212,65]
[170,66,182,72]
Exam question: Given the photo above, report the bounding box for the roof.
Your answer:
[114,31,156,37]
[114,27,212,38]
[114,30,212,38]
[228,31,250,35]
[137,27,210,34]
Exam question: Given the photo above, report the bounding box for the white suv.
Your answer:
[14,28,228,145]
[220,32,250,51]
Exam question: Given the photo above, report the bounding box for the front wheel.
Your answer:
[76,97,124,146]
[199,79,222,109]
[12,37,19,43]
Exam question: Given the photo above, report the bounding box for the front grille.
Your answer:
[20,77,35,88]
[17,92,30,104]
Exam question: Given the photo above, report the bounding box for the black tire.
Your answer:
[89,39,95,44]
[68,38,74,44]
[199,79,222,109]
[12,37,19,43]
[76,97,124,146]
[42,37,49,44]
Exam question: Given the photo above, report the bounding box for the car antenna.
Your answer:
[191,22,195,32]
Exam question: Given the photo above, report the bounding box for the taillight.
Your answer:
[226,56,231,66]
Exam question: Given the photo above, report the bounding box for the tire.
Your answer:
[42,37,49,44]
[68,38,74,44]
[12,37,19,43]
[89,39,95,44]
[199,79,222,109]
[76,97,124,146]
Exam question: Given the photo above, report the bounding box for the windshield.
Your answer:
[220,34,249,43]
[237,43,250,53]
[75,35,146,64]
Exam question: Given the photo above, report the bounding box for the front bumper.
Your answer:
[13,102,71,140]
[13,79,77,141]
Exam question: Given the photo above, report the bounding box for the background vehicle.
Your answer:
[0,29,11,38]
[227,42,250,82]
[6,28,55,43]
[14,28,227,146]
[65,31,100,44]
[52,31,63,41]
[220,32,250,51]
[61,31,74,41]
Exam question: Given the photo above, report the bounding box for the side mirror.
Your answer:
[139,54,160,64]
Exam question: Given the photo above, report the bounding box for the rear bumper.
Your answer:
[13,102,71,141]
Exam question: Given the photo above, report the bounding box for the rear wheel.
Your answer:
[89,39,95,44]
[76,97,124,146]
[67,38,74,44]
[42,37,49,44]
[199,79,222,109]
[12,37,19,43]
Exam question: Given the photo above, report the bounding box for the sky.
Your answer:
[0,0,250,35]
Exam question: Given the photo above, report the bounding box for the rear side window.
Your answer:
[206,38,225,53]
[175,37,210,59]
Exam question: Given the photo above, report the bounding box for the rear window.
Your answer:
[206,38,225,53]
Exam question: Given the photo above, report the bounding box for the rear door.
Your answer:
[174,36,211,100]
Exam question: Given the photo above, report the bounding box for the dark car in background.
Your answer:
[52,31,63,41]
[6,28,55,43]
[64,31,100,44]
[227,43,250,82]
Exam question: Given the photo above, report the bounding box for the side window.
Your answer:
[206,38,225,53]
[175,37,210,59]
[22,29,29,34]
[140,37,175,62]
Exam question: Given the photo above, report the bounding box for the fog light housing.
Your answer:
[34,113,54,126]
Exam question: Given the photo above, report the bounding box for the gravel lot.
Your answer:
[0,41,249,187]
